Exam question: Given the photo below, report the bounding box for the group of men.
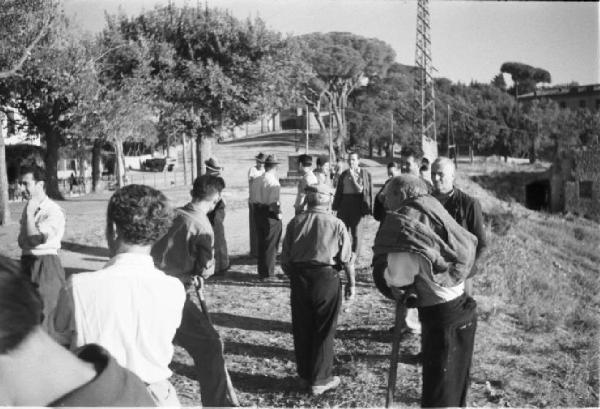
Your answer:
[1,145,487,407]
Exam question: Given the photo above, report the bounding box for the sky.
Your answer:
[63,0,600,86]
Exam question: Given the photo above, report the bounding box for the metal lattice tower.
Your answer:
[413,0,438,161]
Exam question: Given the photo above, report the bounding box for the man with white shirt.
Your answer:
[373,175,478,408]
[254,154,282,278]
[293,154,318,215]
[18,165,66,330]
[51,184,186,406]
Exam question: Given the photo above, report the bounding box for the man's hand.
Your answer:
[344,284,355,302]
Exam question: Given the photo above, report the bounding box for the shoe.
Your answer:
[311,376,340,396]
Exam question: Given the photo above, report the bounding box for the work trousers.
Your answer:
[336,194,366,258]
[248,203,258,257]
[174,295,231,407]
[290,265,342,385]
[21,254,66,330]
[419,293,477,408]
[254,206,282,277]
[210,207,230,273]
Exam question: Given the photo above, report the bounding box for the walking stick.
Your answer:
[386,296,405,408]
[192,276,240,407]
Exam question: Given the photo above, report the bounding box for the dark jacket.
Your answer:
[373,195,478,288]
[332,168,373,215]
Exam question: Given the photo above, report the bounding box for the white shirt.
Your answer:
[258,171,281,206]
[294,170,318,211]
[50,253,186,384]
[19,196,65,255]
[385,252,464,307]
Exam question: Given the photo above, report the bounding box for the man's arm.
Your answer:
[192,230,215,279]
[337,223,355,300]
[23,201,47,247]
[466,198,487,277]
[280,220,295,276]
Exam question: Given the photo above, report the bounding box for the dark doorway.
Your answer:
[525,180,550,211]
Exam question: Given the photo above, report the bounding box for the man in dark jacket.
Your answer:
[205,157,229,275]
[431,157,487,295]
[332,151,373,264]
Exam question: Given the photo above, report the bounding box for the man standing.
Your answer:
[254,155,282,279]
[373,175,478,408]
[431,157,487,295]
[314,155,332,186]
[51,184,185,406]
[248,153,265,257]
[282,183,355,395]
[205,158,229,275]
[332,151,373,265]
[373,162,399,223]
[293,154,318,215]
[151,175,235,407]
[18,165,66,330]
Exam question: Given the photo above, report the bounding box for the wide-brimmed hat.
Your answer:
[205,157,223,171]
[263,155,280,166]
[255,152,266,162]
[297,154,313,167]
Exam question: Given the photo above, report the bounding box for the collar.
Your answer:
[104,253,156,269]
[306,206,331,215]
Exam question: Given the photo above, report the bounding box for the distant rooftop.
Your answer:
[518,83,600,99]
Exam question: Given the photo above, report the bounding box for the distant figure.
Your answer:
[332,151,373,265]
[373,161,399,223]
[152,175,234,407]
[332,157,347,188]
[254,154,283,278]
[69,172,77,194]
[373,175,478,408]
[51,184,185,406]
[282,183,355,395]
[248,153,265,257]
[294,154,318,215]
[0,269,155,406]
[18,165,66,331]
[205,158,230,275]
[314,155,332,186]
[431,157,487,296]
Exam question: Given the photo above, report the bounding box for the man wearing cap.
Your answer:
[373,162,399,223]
[248,153,265,257]
[205,158,229,275]
[294,154,318,215]
[254,154,282,278]
[332,151,373,264]
[282,183,355,395]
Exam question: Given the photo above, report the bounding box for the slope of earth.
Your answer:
[0,139,596,407]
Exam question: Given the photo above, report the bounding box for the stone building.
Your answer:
[549,145,600,220]
[518,83,600,111]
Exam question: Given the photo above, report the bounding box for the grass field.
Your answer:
[0,137,597,407]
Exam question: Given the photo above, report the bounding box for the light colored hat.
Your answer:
[205,157,223,171]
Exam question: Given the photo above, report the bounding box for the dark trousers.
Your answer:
[210,208,229,273]
[174,295,231,407]
[419,294,477,408]
[249,203,258,257]
[336,194,365,257]
[21,254,66,329]
[254,206,282,277]
[290,265,342,385]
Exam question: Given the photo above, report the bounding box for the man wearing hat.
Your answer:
[254,154,282,278]
[282,183,355,395]
[205,158,229,275]
[248,153,265,257]
[294,154,318,215]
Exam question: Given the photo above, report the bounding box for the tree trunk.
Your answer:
[114,138,125,188]
[92,138,102,192]
[0,113,11,225]
[44,128,63,200]
[368,138,373,158]
[182,134,188,186]
[196,132,212,177]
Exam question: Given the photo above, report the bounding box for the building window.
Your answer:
[596,99,600,110]
[579,100,586,109]
[579,181,593,199]
[559,101,567,109]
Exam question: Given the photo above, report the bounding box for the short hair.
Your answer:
[399,146,423,160]
[387,162,397,169]
[107,184,172,246]
[20,165,46,183]
[192,175,223,200]
[306,190,331,207]
[432,156,456,174]
[298,154,312,167]
[348,151,360,159]
[0,269,43,354]
[264,162,277,171]
[316,156,330,167]
[384,175,429,210]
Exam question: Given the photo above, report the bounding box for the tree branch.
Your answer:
[0,16,52,80]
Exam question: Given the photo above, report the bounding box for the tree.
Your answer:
[491,73,507,91]
[118,5,308,176]
[500,62,551,97]
[0,0,57,224]
[295,32,396,156]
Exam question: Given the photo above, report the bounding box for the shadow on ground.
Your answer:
[61,241,110,258]
[213,312,291,333]
[225,341,294,360]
